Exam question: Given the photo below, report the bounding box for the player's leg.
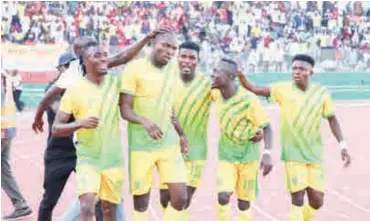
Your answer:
[101,201,117,221]
[99,167,124,221]
[217,161,237,221]
[185,160,205,209]
[285,161,309,221]
[158,147,187,220]
[159,185,170,211]
[76,165,101,220]
[303,164,325,221]
[130,150,156,221]
[38,158,75,221]
[235,161,259,221]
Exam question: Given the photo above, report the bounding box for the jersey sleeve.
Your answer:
[322,90,335,118]
[269,83,284,103]
[59,88,74,115]
[120,63,137,95]
[246,97,270,129]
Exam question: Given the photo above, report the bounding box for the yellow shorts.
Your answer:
[76,164,124,204]
[129,146,186,195]
[159,160,206,189]
[284,161,326,193]
[217,161,259,202]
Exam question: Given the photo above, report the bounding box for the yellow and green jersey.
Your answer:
[212,87,270,162]
[269,81,335,164]
[120,57,180,151]
[59,75,122,169]
[174,72,212,161]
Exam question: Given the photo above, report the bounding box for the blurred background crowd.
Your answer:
[2,1,370,72]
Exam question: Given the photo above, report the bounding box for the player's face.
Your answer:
[292,61,313,86]
[178,48,199,76]
[211,62,228,89]
[153,34,178,66]
[85,46,109,76]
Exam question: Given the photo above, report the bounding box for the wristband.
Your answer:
[263,149,271,155]
[339,141,348,151]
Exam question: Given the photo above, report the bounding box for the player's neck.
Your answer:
[221,83,237,100]
[295,82,309,91]
[86,74,104,86]
[181,73,195,83]
[150,54,166,69]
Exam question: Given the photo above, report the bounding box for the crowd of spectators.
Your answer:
[2,1,370,72]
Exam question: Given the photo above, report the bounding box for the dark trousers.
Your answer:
[37,157,76,221]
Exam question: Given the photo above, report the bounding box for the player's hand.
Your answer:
[180,135,189,155]
[143,120,163,140]
[250,131,263,143]
[341,149,351,168]
[260,152,273,176]
[147,27,173,39]
[78,117,99,129]
[32,117,44,133]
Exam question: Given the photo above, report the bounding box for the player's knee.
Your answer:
[80,199,95,217]
[237,199,250,211]
[218,192,231,205]
[133,194,150,212]
[291,190,305,206]
[102,203,115,217]
[170,191,187,210]
[309,196,324,210]
[160,189,170,208]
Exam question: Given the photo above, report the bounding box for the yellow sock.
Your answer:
[303,204,317,221]
[217,203,231,221]
[289,205,304,221]
[133,210,148,221]
[182,209,189,221]
[236,208,252,221]
[163,204,183,221]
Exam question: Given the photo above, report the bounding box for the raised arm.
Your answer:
[237,71,271,97]
[119,93,163,140]
[107,28,172,68]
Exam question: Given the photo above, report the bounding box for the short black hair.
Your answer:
[80,41,99,76]
[293,54,315,67]
[220,58,238,76]
[179,41,200,55]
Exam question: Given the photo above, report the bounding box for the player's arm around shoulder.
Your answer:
[52,88,98,137]
[236,62,271,98]
[323,89,351,167]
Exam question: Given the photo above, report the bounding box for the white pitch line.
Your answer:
[252,204,281,221]
[327,187,370,214]
[149,204,160,221]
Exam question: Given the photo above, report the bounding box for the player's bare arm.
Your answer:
[260,125,273,176]
[52,111,99,137]
[327,115,351,167]
[107,27,172,68]
[236,62,270,97]
[171,108,189,154]
[32,86,65,133]
[119,93,163,140]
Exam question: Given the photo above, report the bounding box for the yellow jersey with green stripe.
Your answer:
[59,75,122,169]
[174,72,211,161]
[120,57,179,151]
[212,87,270,162]
[269,81,335,164]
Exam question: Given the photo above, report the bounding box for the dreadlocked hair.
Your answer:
[79,41,99,76]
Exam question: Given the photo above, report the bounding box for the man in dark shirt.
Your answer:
[37,52,77,221]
